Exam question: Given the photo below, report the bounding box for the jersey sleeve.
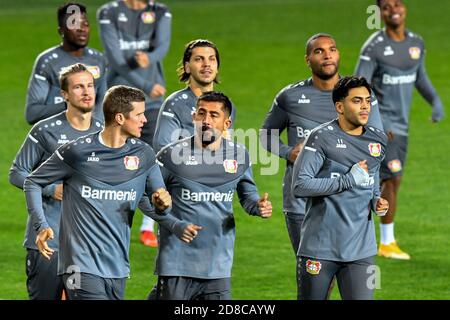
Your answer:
[415,49,445,122]
[236,165,261,216]
[367,92,384,131]
[25,56,66,124]
[152,100,182,152]
[259,91,292,160]
[96,6,155,94]
[23,148,73,233]
[9,127,59,198]
[291,133,355,198]
[147,7,172,64]
[93,57,107,122]
[355,42,377,84]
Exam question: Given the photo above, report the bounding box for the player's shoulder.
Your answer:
[127,137,156,160]
[84,46,104,58]
[278,78,312,95]
[33,45,61,72]
[30,112,67,140]
[359,30,386,57]
[56,132,98,163]
[305,120,338,146]
[97,0,119,14]
[156,136,190,162]
[365,125,388,146]
[406,29,425,46]
[163,87,194,110]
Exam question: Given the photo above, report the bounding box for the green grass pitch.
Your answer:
[0,0,449,299]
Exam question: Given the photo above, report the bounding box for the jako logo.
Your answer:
[81,185,136,201]
[181,188,234,202]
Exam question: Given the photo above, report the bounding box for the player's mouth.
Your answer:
[359,112,369,118]
[200,69,213,76]
[82,98,92,104]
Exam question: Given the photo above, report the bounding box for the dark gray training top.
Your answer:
[292,119,387,261]
[355,29,444,136]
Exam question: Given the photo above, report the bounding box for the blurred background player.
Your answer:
[260,33,383,259]
[97,0,172,247]
[23,85,193,300]
[355,0,445,260]
[292,76,389,300]
[25,2,106,124]
[152,39,236,152]
[151,91,272,300]
[10,63,103,299]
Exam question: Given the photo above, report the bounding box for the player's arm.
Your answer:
[355,41,377,83]
[25,58,66,124]
[96,7,156,94]
[415,50,445,122]
[23,149,72,258]
[146,8,172,64]
[152,100,183,152]
[291,134,367,197]
[9,129,62,199]
[259,93,293,161]
[236,166,272,218]
[366,92,384,131]
[93,58,108,122]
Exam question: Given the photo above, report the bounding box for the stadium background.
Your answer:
[0,0,448,299]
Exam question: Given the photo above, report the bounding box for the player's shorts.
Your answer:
[26,249,64,300]
[380,134,408,180]
[284,212,304,256]
[152,276,231,300]
[297,256,375,300]
[62,272,126,300]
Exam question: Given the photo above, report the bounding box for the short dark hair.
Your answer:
[103,85,145,125]
[196,91,232,118]
[57,2,87,28]
[59,63,90,91]
[177,39,220,83]
[332,76,372,104]
[305,33,335,55]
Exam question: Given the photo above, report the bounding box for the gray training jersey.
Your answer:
[9,112,102,251]
[292,119,387,261]
[152,87,237,152]
[355,29,444,136]
[25,45,107,124]
[155,136,262,279]
[24,132,170,278]
[97,1,171,107]
[260,77,383,215]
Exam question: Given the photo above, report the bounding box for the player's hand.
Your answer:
[387,131,395,141]
[288,142,305,164]
[53,184,63,201]
[149,84,166,99]
[180,224,202,243]
[375,197,389,216]
[350,160,369,186]
[152,188,172,210]
[257,192,272,218]
[36,228,54,260]
[135,51,150,68]
[358,160,368,173]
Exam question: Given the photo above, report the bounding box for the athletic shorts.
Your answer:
[62,272,126,300]
[380,134,408,180]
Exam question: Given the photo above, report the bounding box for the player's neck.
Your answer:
[124,0,147,10]
[62,43,85,57]
[194,134,222,151]
[338,118,364,136]
[100,127,127,148]
[189,81,214,97]
[311,73,339,91]
[385,25,406,42]
[65,108,92,131]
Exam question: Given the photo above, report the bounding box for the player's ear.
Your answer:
[335,101,344,114]
[61,90,69,102]
[184,62,190,75]
[115,113,125,125]
[305,54,310,67]
[224,117,231,130]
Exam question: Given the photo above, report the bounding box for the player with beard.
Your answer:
[150,91,272,300]
[152,39,236,152]
[260,34,383,257]
[10,63,103,299]
[25,2,106,124]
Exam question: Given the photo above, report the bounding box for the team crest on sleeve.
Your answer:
[87,66,101,79]
[368,143,381,157]
[124,156,140,170]
[141,12,155,24]
[306,259,321,275]
[388,159,402,173]
[409,47,421,60]
[223,159,238,174]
